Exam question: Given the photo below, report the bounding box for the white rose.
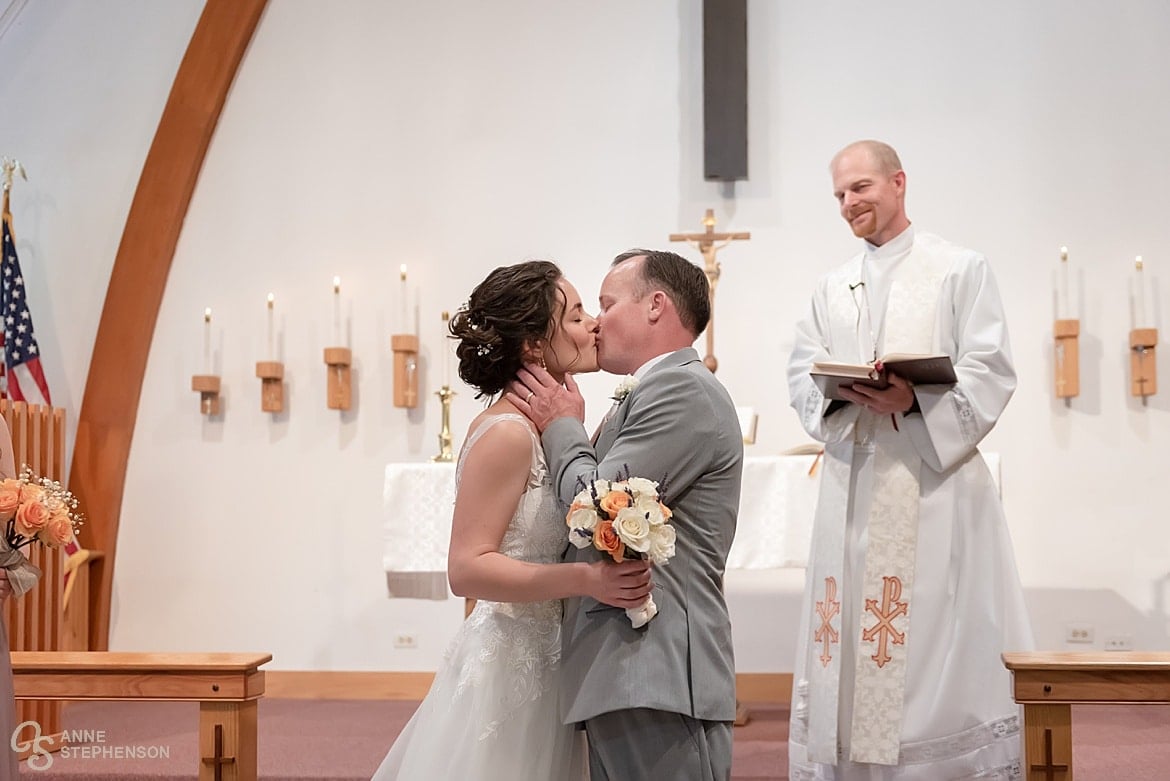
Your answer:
[633,494,665,525]
[567,505,599,533]
[625,477,658,499]
[590,479,612,497]
[646,524,677,565]
[612,375,640,402]
[613,506,652,553]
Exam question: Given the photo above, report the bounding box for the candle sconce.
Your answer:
[191,374,221,416]
[1054,319,1080,399]
[323,347,352,410]
[391,334,420,408]
[255,361,285,412]
[1129,328,1158,398]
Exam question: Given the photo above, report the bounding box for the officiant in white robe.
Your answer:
[786,140,1033,780]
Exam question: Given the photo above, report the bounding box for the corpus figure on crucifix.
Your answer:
[669,208,749,372]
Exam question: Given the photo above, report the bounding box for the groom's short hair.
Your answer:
[612,249,710,336]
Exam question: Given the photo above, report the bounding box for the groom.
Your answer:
[510,249,743,780]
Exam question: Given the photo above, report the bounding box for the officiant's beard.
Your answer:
[847,208,877,239]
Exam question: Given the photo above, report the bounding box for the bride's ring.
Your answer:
[525,391,534,403]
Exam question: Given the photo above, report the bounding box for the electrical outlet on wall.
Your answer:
[393,633,418,649]
[1103,635,1133,651]
[1065,623,1094,644]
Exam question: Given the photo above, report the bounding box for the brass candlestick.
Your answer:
[432,384,456,462]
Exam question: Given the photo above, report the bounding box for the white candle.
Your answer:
[399,264,409,332]
[1058,246,1070,319]
[332,276,342,345]
[441,310,451,387]
[203,308,212,374]
[1134,256,1146,328]
[266,293,275,359]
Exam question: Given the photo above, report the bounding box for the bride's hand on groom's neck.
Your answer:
[506,363,585,432]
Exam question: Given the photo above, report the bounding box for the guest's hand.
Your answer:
[838,372,915,415]
[0,571,11,602]
[506,364,585,433]
[585,559,653,609]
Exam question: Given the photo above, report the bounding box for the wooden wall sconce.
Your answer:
[1054,319,1080,399]
[323,347,352,410]
[391,334,419,408]
[255,361,285,412]
[191,375,221,416]
[1130,328,1158,398]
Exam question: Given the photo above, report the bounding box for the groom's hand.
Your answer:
[587,559,653,609]
[506,363,585,433]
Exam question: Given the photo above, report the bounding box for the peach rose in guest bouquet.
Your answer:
[2,466,83,553]
[566,468,675,628]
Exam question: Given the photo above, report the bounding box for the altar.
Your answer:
[382,452,1002,598]
[382,451,1001,673]
[384,453,822,599]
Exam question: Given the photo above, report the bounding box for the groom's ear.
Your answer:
[646,290,668,324]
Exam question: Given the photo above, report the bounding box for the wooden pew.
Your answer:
[1,400,68,745]
[11,651,271,781]
[1003,651,1170,780]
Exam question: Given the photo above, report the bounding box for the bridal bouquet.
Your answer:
[0,467,83,599]
[566,472,676,628]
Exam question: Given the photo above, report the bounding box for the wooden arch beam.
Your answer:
[68,0,268,650]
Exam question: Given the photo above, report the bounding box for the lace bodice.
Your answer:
[447,413,566,739]
[455,413,564,565]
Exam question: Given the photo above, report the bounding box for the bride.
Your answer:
[372,260,652,781]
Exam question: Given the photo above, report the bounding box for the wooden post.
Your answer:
[1022,706,1072,781]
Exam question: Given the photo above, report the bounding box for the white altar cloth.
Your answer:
[382,453,1000,598]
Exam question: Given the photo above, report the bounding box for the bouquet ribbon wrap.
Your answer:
[0,536,42,598]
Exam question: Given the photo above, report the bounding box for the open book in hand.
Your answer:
[810,353,957,401]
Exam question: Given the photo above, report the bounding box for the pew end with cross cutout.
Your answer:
[11,651,271,781]
[1003,651,1170,781]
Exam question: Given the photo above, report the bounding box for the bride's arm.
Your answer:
[446,422,651,606]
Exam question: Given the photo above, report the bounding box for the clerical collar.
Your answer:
[864,224,915,261]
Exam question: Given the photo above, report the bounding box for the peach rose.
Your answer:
[592,520,626,562]
[38,513,74,547]
[0,479,22,521]
[598,490,631,519]
[14,496,52,537]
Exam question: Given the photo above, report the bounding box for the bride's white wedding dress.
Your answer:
[372,413,588,781]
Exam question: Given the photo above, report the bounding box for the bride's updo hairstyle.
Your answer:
[449,260,564,399]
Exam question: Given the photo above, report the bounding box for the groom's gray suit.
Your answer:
[542,347,743,779]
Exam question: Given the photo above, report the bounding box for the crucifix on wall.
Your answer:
[669,208,750,372]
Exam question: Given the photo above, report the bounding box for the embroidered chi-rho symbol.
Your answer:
[862,575,908,668]
[814,576,840,667]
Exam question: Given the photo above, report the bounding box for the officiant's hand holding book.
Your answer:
[810,353,956,402]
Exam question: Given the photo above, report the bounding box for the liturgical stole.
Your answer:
[806,249,946,767]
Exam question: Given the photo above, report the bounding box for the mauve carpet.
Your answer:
[16,699,1170,779]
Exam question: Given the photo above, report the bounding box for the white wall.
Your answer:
[1,0,1167,672]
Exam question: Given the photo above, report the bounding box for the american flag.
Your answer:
[1,193,52,405]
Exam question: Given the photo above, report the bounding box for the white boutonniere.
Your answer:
[611,375,639,403]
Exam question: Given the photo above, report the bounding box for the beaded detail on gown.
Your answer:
[371,414,586,780]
